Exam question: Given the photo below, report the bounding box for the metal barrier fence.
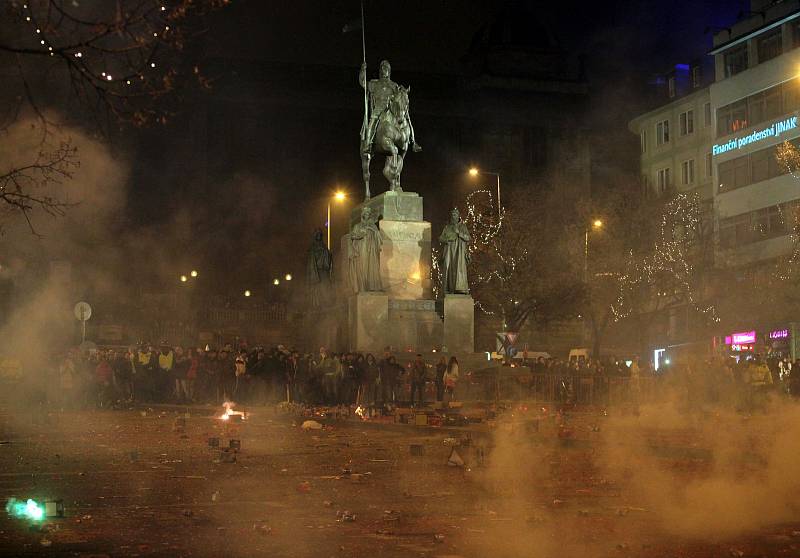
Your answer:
[459,372,657,406]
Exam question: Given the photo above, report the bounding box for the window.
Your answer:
[679,110,694,136]
[691,65,701,88]
[717,99,747,136]
[765,86,782,120]
[783,79,800,112]
[641,175,650,197]
[704,102,711,127]
[640,130,647,154]
[724,44,749,77]
[748,91,766,124]
[656,119,670,146]
[757,29,782,63]
[681,159,695,185]
[768,205,787,236]
[716,78,800,137]
[751,149,770,183]
[706,152,713,177]
[718,155,750,192]
[716,140,799,193]
[668,76,676,98]
[657,167,671,193]
[719,202,796,249]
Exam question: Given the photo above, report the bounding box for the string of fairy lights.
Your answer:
[16,2,172,87]
[462,188,511,316]
[610,192,719,324]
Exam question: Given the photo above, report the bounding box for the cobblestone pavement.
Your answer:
[1,401,799,557]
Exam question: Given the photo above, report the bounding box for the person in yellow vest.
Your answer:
[157,342,174,402]
[746,355,773,411]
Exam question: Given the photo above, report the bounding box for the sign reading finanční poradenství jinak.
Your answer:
[712,116,798,157]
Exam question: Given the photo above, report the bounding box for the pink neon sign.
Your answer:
[770,329,789,339]
[731,331,756,344]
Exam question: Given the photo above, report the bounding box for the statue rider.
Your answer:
[359,60,422,154]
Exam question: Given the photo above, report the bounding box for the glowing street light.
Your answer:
[244,289,251,297]
[190,270,198,278]
[584,218,605,282]
[273,278,280,285]
[328,190,347,249]
[180,275,188,283]
[285,273,292,281]
[467,167,501,217]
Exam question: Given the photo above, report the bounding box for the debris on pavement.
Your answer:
[302,420,323,430]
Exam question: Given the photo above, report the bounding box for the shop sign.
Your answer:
[769,328,789,340]
[730,331,756,344]
[731,343,754,352]
[712,116,798,156]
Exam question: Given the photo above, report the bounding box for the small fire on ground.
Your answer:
[219,401,246,421]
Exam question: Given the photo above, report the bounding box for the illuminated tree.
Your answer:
[460,188,585,335]
[0,0,228,229]
[611,191,718,353]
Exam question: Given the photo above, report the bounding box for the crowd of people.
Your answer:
[36,342,800,413]
[53,343,461,410]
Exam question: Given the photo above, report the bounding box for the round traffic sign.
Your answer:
[74,301,92,322]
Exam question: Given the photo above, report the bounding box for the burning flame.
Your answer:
[355,406,365,419]
[219,401,246,421]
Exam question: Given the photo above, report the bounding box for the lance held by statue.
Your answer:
[359,60,421,200]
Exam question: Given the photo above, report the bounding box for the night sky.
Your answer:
[13,0,750,303]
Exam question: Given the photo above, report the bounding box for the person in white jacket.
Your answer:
[443,356,460,406]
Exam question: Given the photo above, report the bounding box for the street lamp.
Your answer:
[285,273,292,281]
[244,289,251,297]
[584,219,604,282]
[468,167,501,218]
[179,275,188,283]
[190,270,198,278]
[327,190,347,250]
[273,278,280,286]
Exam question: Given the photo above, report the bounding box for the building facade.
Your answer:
[629,1,800,362]
[629,67,714,203]
[710,0,800,267]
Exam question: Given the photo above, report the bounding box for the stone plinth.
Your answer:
[348,292,389,352]
[379,220,431,300]
[387,298,442,352]
[443,294,475,353]
[351,191,423,225]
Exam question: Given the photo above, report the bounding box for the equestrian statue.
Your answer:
[359,60,421,200]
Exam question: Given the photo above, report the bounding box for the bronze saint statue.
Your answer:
[306,228,333,307]
[439,208,470,294]
[349,206,383,293]
[359,60,421,200]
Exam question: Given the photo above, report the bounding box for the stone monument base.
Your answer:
[443,294,475,354]
[348,292,389,352]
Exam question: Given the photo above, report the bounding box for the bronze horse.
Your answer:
[361,86,411,199]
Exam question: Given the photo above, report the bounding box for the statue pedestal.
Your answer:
[348,292,389,352]
[351,191,423,225]
[443,294,475,353]
[320,190,473,355]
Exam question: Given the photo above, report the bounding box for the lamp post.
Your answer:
[584,219,604,282]
[327,190,347,249]
[468,167,501,218]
